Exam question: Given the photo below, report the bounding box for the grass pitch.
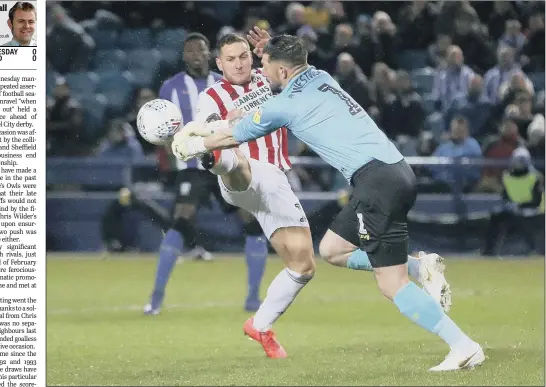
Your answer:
[47,254,544,386]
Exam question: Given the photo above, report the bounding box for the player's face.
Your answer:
[261,54,284,94]
[216,42,252,85]
[8,9,35,45]
[183,39,210,76]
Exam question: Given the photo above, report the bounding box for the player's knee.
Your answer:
[284,240,316,277]
[318,237,335,261]
[318,230,354,263]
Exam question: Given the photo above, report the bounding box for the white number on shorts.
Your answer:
[356,213,368,235]
[179,182,191,196]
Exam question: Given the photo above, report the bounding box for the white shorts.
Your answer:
[218,158,309,239]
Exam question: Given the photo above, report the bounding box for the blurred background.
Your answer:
[45,0,545,256]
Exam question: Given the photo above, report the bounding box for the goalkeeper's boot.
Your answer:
[429,343,485,371]
[418,251,452,313]
[243,317,287,359]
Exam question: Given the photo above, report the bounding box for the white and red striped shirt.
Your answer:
[195,69,291,170]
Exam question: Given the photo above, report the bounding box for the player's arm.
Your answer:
[203,102,286,151]
[172,101,287,160]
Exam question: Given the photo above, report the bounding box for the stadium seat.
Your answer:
[79,93,108,140]
[154,28,187,49]
[126,49,161,87]
[46,70,59,96]
[422,97,436,115]
[65,72,100,98]
[88,29,119,50]
[158,48,180,69]
[411,67,435,95]
[397,50,429,71]
[425,112,446,141]
[119,28,152,49]
[93,49,127,71]
[529,72,545,92]
[95,70,135,116]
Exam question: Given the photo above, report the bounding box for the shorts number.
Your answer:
[356,212,369,240]
[317,83,363,116]
[179,182,191,196]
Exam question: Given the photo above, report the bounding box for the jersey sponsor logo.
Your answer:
[232,84,272,113]
[252,109,262,124]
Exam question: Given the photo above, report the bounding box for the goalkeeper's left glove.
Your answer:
[171,130,207,161]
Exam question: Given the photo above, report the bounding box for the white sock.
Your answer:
[407,255,421,281]
[210,149,239,175]
[252,268,313,332]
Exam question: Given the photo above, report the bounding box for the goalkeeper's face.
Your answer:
[217,42,252,85]
[261,54,285,94]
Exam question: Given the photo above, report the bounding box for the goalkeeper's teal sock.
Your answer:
[393,282,474,351]
[346,250,421,281]
[346,249,373,270]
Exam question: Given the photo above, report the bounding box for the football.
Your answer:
[136,99,182,145]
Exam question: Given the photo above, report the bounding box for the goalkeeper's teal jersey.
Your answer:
[232,66,403,181]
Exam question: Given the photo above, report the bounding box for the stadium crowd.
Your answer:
[45,1,545,194]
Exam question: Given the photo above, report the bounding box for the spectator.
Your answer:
[487,1,519,41]
[430,45,475,113]
[499,20,526,59]
[451,8,496,74]
[435,1,480,36]
[482,46,520,105]
[396,0,438,50]
[527,114,545,173]
[46,77,84,156]
[333,52,372,110]
[324,23,360,73]
[371,11,397,69]
[276,2,306,36]
[353,14,377,76]
[428,115,483,192]
[427,33,451,69]
[381,69,425,140]
[97,118,144,159]
[521,13,545,72]
[479,116,524,192]
[482,147,544,256]
[296,25,328,70]
[498,71,535,107]
[446,74,492,138]
[368,62,395,122]
[46,4,96,73]
[125,87,157,154]
[512,91,535,139]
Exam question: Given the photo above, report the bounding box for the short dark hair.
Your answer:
[216,33,248,53]
[184,32,210,49]
[263,35,307,67]
[9,2,36,23]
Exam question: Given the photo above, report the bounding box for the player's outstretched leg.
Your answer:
[202,150,267,313]
[245,226,315,359]
[375,260,484,371]
[319,231,451,312]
